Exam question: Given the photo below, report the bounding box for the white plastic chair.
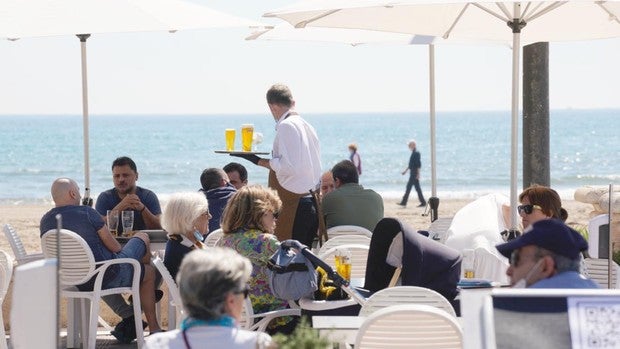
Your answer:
[0,250,13,349]
[319,243,370,279]
[9,258,57,349]
[355,304,463,349]
[239,298,301,332]
[583,258,619,289]
[318,235,371,255]
[359,286,456,317]
[587,214,610,258]
[41,229,145,349]
[3,223,44,264]
[152,256,185,329]
[205,228,223,247]
[326,225,373,238]
[427,217,454,243]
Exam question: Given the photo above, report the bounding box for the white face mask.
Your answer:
[512,259,544,288]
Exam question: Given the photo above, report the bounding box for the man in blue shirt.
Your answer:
[199,167,236,233]
[495,219,598,289]
[96,156,162,235]
[40,178,162,341]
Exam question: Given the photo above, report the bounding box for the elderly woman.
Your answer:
[218,185,297,334]
[162,192,211,280]
[146,248,272,348]
[519,185,568,229]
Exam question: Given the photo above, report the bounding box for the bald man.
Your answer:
[320,171,335,200]
[40,178,162,341]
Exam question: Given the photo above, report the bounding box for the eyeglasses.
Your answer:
[510,250,521,267]
[517,204,542,215]
[236,286,250,299]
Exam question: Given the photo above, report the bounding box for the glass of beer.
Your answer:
[241,124,254,152]
[462,249,475,278]
[225,128,236,151]
[335,249,352,281]
[107,210,119,237]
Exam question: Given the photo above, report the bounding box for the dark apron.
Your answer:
[269,170,305,241]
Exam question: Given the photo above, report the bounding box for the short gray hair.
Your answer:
[177,248,252,320]
[161,192,208,234]
[536,247,581,273]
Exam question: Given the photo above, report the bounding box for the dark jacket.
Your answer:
[203,185,236,232]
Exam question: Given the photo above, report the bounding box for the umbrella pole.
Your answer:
[509,4,524,231]
[428,44,439,222]
[77,34,93,206]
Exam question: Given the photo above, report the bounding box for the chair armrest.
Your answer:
[18,253,45,264]
[250,308,302,332]
[90,258,142,291]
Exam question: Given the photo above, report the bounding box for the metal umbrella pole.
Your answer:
[55,214,62,349]
[427,43,440,222]
[608,183,614,289]
[78,34,93,207]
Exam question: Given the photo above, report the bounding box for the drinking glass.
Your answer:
[107,210,119,237]
[121,211,134,237]
[462,249,475,278]
[225,128,236,151]
[241,124,254,152]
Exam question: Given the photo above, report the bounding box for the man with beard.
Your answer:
[96,156,162,235]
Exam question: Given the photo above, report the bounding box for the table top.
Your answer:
[116,229,168,243]
[312,316,365,330]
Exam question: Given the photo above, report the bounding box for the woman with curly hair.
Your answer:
[519,185,568,229]
[218,185,298,334]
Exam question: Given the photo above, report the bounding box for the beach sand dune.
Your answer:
[1,197,593,330]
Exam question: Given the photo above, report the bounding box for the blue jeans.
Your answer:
[104,238,146,289]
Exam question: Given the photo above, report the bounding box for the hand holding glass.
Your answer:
[121,211,134,237]
[107,210,119,237]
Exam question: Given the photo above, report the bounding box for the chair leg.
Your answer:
[0,312,7,349]
[132,289,145,348]
[88,298,100,349]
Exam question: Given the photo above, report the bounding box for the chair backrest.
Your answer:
[0,250,14,300]
[327,225,373,238]
[359,286,456,317]
[318,235,371,256]
[427,217,454,243]
[152,256,185,326]
[10,259,57,349]
[587,214,610,258]
[3,224,29,262]
[583,258,619,289]
[205,228,223,247]
[355,304,463,349]
[41,229,96,286]
[319,243,369,279]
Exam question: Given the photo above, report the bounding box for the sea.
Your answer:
[1,109,618,205]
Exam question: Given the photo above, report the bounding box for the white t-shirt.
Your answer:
[269,111,321,194]
[145,326,272,349]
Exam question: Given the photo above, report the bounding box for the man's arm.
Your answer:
[139,204,161,229]
[98,225,122,253]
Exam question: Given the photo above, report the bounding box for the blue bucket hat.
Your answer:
[496,219,588,260]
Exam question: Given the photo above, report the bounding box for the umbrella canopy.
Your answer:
[0,0,263,204]
[265,0,620,230]
[247,24,444,218]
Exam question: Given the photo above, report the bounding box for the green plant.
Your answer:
[272,316,331,349]
[567,222,589,242]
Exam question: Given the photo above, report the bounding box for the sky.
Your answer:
[1,0,619,115]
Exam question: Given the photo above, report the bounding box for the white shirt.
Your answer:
[145,326,272,349]
[269,110,321,194]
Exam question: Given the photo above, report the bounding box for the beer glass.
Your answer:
[121,210,134,237]
[225,128,236,151]
[107,210,119,237]
[241,124,254,152]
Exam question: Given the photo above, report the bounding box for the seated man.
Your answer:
[223,162,249,190]
[319,170,335,201]
[495,219,598,288]
[40,178,161,339]
[322,160,384,232]
[95,156,162,235]
[199,168,236,233]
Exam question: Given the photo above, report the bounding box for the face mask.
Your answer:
[193,230,205,243]
[512,259,544,288]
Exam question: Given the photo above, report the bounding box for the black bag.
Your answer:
[267,240,318,300]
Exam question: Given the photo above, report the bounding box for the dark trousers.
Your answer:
[291,197,318,247]
[402,174,425,205]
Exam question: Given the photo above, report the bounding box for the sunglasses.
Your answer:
[236,286,250,299]
[517,204,542,215]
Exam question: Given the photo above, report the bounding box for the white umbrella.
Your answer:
[265,0,620,230]
[0,0,264,204]
[247,24,442,205]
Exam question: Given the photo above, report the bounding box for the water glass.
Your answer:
[121,210,134,237]
[107,210,119,237]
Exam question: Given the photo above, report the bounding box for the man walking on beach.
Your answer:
[40,178,162,341]
[96,156,162,235]
[398,140,426,208]
[231,84,321,246]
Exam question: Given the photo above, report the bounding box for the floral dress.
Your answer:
[218,228,291,329]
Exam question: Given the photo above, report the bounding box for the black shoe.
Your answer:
[111,315,148,344]
[417,203,427,207]
[128,289,164,305]
[396,202,406,207]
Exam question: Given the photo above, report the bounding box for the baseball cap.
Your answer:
[496,219,588,260]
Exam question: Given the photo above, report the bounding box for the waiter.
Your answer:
[232,84,321,246]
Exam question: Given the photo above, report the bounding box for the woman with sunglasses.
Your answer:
[145,248,272,349]
[518,185,568,229]
[218,185,297,334]
[161,192,211,280]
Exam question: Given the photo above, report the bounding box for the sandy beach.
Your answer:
[1,197,595,330]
